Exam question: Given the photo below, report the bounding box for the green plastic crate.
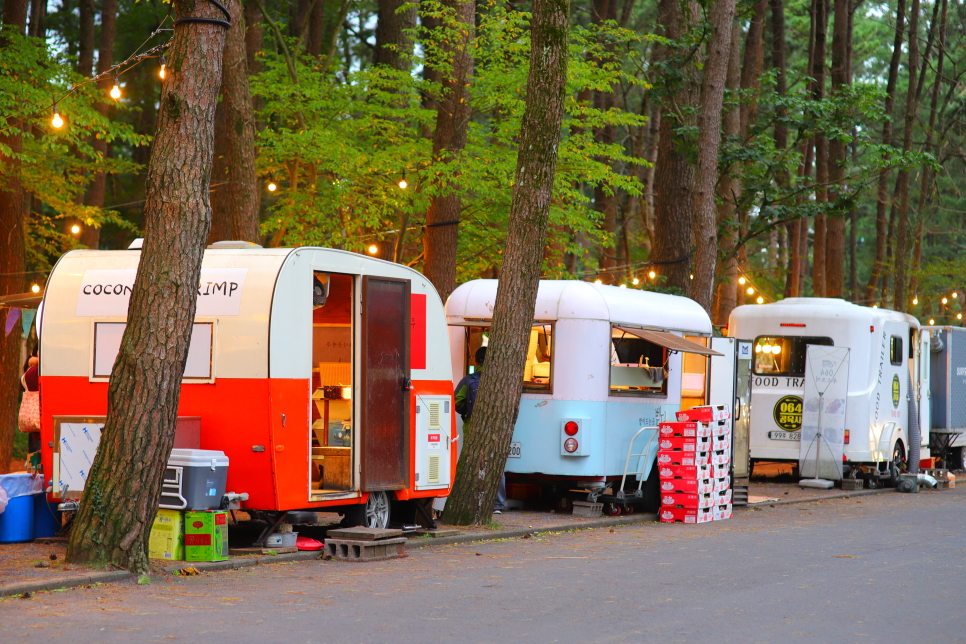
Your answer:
[184,510,229,561]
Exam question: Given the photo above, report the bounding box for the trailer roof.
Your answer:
[730,297,919,327]
[446,279,713,334]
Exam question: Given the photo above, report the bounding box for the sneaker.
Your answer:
[493,509,503,515]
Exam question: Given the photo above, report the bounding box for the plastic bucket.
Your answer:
[0,495,35,543]
[32,495,60,539]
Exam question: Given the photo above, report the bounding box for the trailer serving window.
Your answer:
[753,336,833,376]
[464,323,553,392]
[610,327,668,397]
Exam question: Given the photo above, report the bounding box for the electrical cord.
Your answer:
[173,0,232,29]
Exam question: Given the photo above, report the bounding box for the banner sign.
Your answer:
[799,345,850,480]
[76,268,248,317]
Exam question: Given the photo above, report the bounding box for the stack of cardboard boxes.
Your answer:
[657,405,733,524]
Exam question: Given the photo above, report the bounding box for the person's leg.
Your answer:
[494,473,506,512]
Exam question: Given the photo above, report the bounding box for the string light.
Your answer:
[648,271,656,279]
[929,318,935,325]
[756,296,764,304]
[632,277,639,285]
[594,279,603,285]
[620,284,627,289]
[398,177,408,190]
[367,244,378,255]
[913,297,919,305]
[50,105,64,129]
[746,287,755,295]
[70,224,80,234]
[959,313,963,320]
[738,277,746,285]
[954,292,959,299]
[159,55,167,80]
[30,284,40,293]
[110,75,121,100]
[872,304,878,308]
[267,182,277,192]
[942,297,948,305]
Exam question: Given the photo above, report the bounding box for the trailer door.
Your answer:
[360,276,411,491]
[920,330,931,451]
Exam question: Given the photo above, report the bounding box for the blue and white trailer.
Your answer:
[445,280,732,513]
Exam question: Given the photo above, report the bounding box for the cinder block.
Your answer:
[572,501,602,518]
[324,537,407,562]
[840,478,864,491]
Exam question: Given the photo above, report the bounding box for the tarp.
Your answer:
[0,473,44,499]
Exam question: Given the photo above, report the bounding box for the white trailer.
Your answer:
[729,298,930,485]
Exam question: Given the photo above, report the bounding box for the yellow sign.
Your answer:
[892,374,901,409]
[773,395,803,431]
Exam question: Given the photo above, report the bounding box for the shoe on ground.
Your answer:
[493,509,503,515]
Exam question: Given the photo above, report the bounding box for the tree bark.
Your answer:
[825,0,850,298]
[27,0,45,37]
[810,0,828,297]
[66,0,227,573]
[209,0,261,245]
[443,0,569,525]
[591,0,619,283]
[422,0,474,301]
[0,0,28,475]
[81,0,118,250]
[77,0,96,75]
[651,0,699,295]
[691,0,737,312]
[891,0,920,312]
[374,0,417,69]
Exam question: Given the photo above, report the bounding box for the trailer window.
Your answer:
[753,336,833,376]
[464,324,553,392]
[609,328,668,397]
[890,336,903,366]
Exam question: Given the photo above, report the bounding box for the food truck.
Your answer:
[37,244,456,529]
[445,279,740,513]
[729,297,930,485]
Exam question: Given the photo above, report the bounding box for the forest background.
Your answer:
[1,0,965,469]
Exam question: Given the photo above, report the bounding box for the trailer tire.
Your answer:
[952,447,966,472]
[888,441,907,488]
[340,491,391,529]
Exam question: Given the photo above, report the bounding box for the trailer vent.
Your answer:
[428,455,441,484]
[428,402,442,430]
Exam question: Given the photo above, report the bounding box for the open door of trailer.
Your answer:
[360,276,411,491]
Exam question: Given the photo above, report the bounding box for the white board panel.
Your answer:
[93,322,213,379]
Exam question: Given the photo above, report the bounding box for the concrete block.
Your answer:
[572,501,603,518]
[324,537,407,562]
[840,478,864,491]
[327,527,403,541]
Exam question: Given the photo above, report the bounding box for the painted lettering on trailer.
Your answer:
[76,268,248,317]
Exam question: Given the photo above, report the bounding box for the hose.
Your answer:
[907,371,920,475]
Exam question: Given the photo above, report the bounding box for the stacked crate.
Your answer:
[657,405,732,524]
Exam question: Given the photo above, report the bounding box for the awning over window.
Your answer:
[0,291,43,309]
[613,326,723,356]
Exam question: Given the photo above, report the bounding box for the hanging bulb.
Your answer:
[267,182,277,192]
[594,279,603,285]
[632,277,639,285]
[368,244,378,255]
[159,56,167,80]
[943,297,949,305]
[913,297,919,305]
[756,296,764,304]
[738,277,746,285]
[110,75,121,100]
[31,284,40,294]
[746,287,755,295]
[398,177,408,190]
[51,105,64,129]
[70,224,81,234]
[648,271,656,279]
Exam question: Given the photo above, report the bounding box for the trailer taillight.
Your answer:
[844,429,850,444]
[564,438,578,453]
[780,323,806,327]
[564,421,579,436]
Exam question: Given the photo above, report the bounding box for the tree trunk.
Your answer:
[651,0,699,295]
[738,0,767,136]
[209,0,261,245]
[28,0,45,37]
[892,0,920,312]
[810,0,828,298]
[443,0,569,526]
[77,0,96,75]
[591,0,619,283]
[825,0,850,298]
[0,0,28,475]
[374,0,417,69]
[422,0,474,301]
[81,0,118,250]
[66,0,227,573]
[691,0,737,312]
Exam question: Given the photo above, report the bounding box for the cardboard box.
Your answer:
[659,506,713,524]
[661,492,717,509]
[711,488,732,505]
[713,476,730,492]
[712,435,731,451]
[184,510,229,562]
[659,422,711,438]
[710,462,730,479]
[658,435,711,452]
[658,464,713,480]
[660,477,715,494]
[657,450,709,467]
[149,509,184,561]
[713,503,733,521]
[675,405,731,423]
[709,450,731,465]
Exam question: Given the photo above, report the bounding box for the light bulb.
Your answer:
[762,344,772,354]
[70,224,80,234]
[913,298,918,305]
[943,297,948,305]
[267,182,277,192]
[755,344,761,353]
[772,345,781,355]
[632,278,639,285]
[756,296,764,304]
[159,56,167,80]
[738,277,746,285]
[929,319,935,325]
[398,179,408,190]
[746,287,755,295]
[873,304,878,308]
[30,284,40,293]
[51,108,64,129]
[954,292,959,299]
[110,79,121,100]
[648,271,656,279]
[594,279,602,285]
[620,284,627,288]
[368,245,378,254]
[959,314,963,320]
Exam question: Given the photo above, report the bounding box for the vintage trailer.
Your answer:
[729,298,930,484]
[38,244,455,528]
[446,280,729,513]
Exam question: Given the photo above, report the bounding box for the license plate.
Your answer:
[508,442,522,458]
[768,431,801,441]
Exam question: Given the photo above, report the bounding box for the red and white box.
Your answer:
[713,476,730,492]
[711,420,732,436]
[659,506,713,524]
[658,435,711,452]
[658,464,713,480]
[661,492,717,509]
[659,422,711,438]
[710,462,730,479]
[660,477,715,494]
[713,503,733,521]
[711,488,732,505]
[657,450,709,467]
[712,435,731,451]
[675,405,731,423]
[709,450,731,465]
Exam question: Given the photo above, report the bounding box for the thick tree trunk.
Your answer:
[0,0,28,475]
[66,0,227,573]
[77,0,96,75]
[374,0,417,69]
[82,0,118,250]
[651,0,699,295]
[691,0,737,312]
[892,0,920,312]
[825,0,851,298]
[591,0,619,283]
[209,0,260,245]
[27,0,45,37]
[810,0,828,297]
[738,0,767,136]
[864,0,905,302]
[443,0,568,526]
[422,0,474,300]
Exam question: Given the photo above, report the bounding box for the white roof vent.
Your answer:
[128,238,144,249]
[206,240,264,250]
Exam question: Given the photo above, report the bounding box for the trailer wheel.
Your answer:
[952,447,966,472]
[341,491,391,529]
[556,496,573,513]
[888,441,907,488]
[604,503,622,516]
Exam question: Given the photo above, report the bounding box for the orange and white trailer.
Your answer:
[37,244,456,529]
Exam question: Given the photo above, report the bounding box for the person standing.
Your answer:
[454,346,506,514]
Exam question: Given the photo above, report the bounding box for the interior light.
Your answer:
[267,182,277,192]
[762,344,772,354]
[755,344,761,353]
[30,284,40,293]
[772,345,781,355]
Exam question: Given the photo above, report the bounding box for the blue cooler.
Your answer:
[0,473,43,543]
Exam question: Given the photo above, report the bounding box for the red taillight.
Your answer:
[564,421,579,436]
[844,430,850,444]
[780,323,806,327]
[564,438,578,453]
